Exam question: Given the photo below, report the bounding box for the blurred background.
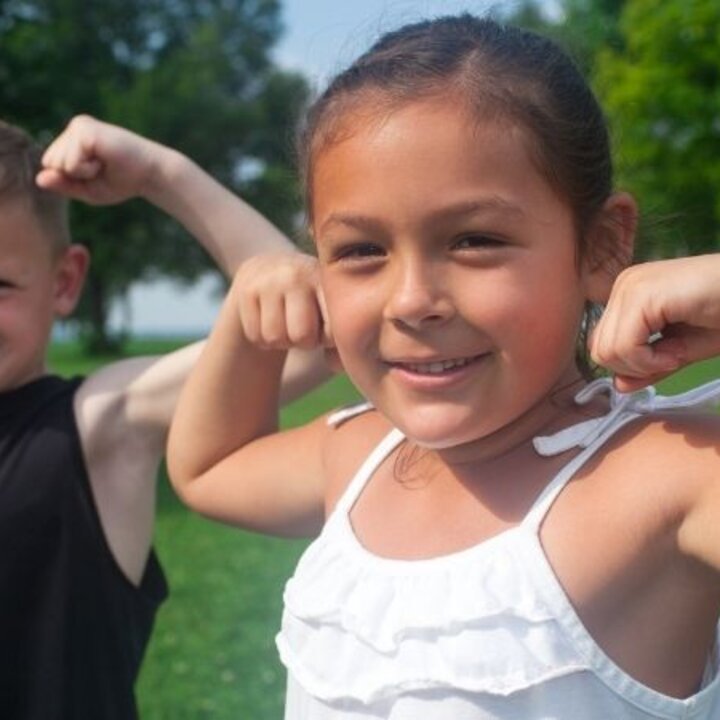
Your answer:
[3,0,719,717]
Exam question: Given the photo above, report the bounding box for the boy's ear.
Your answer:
[581,192,637,303]
[52,244,90,317]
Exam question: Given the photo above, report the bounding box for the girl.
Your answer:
[168,15,720,720]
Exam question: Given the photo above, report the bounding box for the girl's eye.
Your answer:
[453,234,505,250]
[334,242,385,262]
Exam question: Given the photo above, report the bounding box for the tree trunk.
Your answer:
[81,272,123,355]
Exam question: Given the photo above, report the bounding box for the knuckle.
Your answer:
[591,345,613,366]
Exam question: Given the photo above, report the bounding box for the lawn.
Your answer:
[138,373,359,720]
[48,339,360,720]
[47,340,719,719]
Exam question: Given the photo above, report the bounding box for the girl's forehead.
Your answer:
[309,96,536,189]
[312,93,478,155]
[310,103,544,226]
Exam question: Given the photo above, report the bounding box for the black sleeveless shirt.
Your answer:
[0,376,168,719]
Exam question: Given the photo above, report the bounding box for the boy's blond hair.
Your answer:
[0,120,70,253]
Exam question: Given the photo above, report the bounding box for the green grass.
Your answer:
[138,489,307,720]
[48,339,359,720]
[656,356,720,395]
[46,339,720,719]
[138,372,358,720]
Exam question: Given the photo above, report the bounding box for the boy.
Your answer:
[0,115,329,719]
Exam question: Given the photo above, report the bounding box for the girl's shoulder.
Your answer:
[584,407,720,576]
[604,407,720,487]
[320,404,395,515]
[584,406,720,503]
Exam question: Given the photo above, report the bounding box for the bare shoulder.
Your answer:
[75,342,204,470]
[587,409,720,577]
[649,410,720,577]
[606,409,720,493]
[322,407,395,514]
[72,360,161,586]
[73,347,202,585]
[586,410,720,509]
[75,359,157,460]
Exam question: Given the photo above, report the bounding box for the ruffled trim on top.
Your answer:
[277,523,588,704]
[277,380,720,711]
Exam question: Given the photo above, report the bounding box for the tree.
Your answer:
[593,0,720,257]
[505,0,626,74]
[553,0,626,72]
[0,0,309,351]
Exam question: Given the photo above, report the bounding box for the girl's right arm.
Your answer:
[167,253,331,537]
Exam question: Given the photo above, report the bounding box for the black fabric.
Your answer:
[0,375,168,720]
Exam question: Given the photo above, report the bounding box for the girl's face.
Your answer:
[312,100,608,450]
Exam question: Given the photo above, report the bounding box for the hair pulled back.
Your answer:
[299,14,612,253]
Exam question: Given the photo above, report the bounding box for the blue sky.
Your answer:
[117,0,560,336]
[276,0,560,84]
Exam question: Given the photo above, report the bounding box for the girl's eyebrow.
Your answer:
[318,212,383,236]
[318,197,525,235]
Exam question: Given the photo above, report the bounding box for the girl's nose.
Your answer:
[383,260,454,331]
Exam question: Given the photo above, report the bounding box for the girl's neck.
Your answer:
[431,372,602,470]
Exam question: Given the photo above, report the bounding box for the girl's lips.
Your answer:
[392,355,477,374]
[385,353,488,388]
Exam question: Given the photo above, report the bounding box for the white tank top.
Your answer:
[276,379,720,719]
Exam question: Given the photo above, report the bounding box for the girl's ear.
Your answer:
[52,244,90,317]
[582,192,637,303]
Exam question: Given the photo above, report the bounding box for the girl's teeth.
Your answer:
[405,357,471,374]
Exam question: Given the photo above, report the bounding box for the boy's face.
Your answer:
[0,199,86,392]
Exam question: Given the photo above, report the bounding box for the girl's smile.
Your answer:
[313,99,612,452]
[384,352,490,390]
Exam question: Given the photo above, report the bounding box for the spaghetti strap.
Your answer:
[327,401,374,427]
[522,416,638,530]
[333,428,405,516]
[523,377,720,531]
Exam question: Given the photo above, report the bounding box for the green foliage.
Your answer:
[0,0,309,352]
[594,0,720,257]
[506,1,626,74]
[552,0,626,72]
[508,0,719,258]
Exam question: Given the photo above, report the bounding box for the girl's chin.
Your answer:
[390,412,484,450]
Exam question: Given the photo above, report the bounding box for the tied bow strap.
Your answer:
[533,377,720,457]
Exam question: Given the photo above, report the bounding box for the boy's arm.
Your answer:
[37,114,293,274]
[75,340,328,585]
[41,117,331,584]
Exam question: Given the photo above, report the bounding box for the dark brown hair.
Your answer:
[0,120,70,253]
[297,14,621,375]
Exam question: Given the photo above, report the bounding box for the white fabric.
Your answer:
[277,379,720,719]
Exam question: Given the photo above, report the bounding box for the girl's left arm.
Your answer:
[593,253,720,578]
[674,419,720,579]
[590,254,720,392]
